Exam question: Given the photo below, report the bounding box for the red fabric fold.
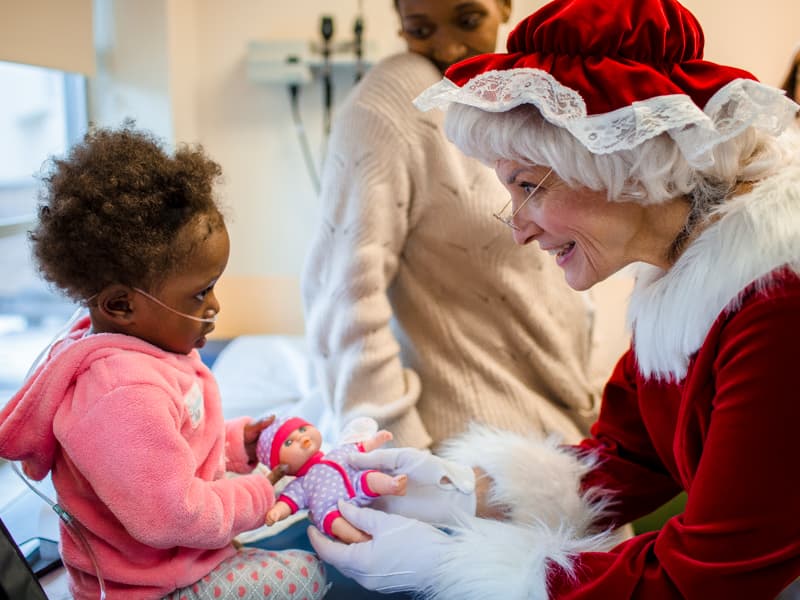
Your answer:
[444,0,756,115]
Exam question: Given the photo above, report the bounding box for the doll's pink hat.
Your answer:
[414,0,798,167]
[256,416,311,469]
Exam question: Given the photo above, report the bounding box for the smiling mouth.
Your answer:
[546,241,576,258]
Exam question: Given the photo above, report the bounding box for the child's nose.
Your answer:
[301,438,312,449]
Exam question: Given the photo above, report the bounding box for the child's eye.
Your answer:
[194,284,214,302]
[284,439,293,447]
[299,426,307,432]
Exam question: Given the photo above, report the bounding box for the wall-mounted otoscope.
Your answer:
[320,15,334,138]
[245,11,372,193]
[353,16,365,82]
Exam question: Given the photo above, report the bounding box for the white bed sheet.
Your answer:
[211,334,338,444]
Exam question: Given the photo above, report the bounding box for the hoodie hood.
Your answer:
[0,316,197,480]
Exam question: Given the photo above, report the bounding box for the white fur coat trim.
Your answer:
[433,425,616,599]
[629,161,800,382]
[440,424,611,531]
[424,516,613,600]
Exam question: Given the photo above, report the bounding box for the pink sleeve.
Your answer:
[56,384,275,550]
[224,416,254,473]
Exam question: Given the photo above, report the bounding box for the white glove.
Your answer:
[348,447,476,526]
[308,501,452,594]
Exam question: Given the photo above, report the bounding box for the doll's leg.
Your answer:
[364,470,408,496]
[330,515,372,544]
[165,547,327,599]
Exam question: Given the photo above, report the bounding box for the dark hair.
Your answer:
[781,48,800,102]
[30,122,224,302]
[394,0,511,10]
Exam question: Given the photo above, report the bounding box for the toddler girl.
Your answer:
[0,125,326,600]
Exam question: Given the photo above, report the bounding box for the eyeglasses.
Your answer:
[493,168,553,231]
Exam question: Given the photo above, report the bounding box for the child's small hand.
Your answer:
[266,464,287,485]
[244,415,277,463]
[266,501,291,526]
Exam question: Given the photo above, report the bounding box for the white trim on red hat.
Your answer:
[415,73,798,168]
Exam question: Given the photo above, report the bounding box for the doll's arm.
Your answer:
[266,500,293,526]
[359,430,393,453]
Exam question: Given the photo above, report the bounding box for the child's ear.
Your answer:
[96,284,136,325]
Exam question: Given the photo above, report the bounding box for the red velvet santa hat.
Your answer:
[256,415,311,469]
[414,0,798,167]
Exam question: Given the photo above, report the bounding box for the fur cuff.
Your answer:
[439,424,610,534]
[424,516,613,600]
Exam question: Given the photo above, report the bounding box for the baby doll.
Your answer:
[257,416,407,543]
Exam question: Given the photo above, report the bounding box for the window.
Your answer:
[0,61,88,552]
[0,61,87,405]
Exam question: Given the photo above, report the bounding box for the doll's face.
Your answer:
[279,425,323,474]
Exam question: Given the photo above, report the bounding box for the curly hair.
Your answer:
[30,123,225,302]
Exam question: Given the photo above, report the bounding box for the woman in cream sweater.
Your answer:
[302,0,600,450]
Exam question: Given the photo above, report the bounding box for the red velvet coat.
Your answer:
[558,269,800,598]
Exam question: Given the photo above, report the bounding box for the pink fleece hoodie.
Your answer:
[0,317,275,599]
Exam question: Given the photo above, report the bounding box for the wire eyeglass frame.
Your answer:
[493,168,553,231]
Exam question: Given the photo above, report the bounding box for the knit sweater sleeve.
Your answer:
[302,64,430,448]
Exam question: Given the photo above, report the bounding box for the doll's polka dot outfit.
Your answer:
[279,443,379,535]
[257,417,380,536]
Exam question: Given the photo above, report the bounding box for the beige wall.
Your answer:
[685,0,798,87]
[0,0,95,75]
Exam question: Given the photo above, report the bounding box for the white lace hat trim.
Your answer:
[414,69,799,167]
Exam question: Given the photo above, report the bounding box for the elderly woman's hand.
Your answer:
[474,466,511,520]
[347,447,476,526]
[348,448,510,524]
[308,501,451,594]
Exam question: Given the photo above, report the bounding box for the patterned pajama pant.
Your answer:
[165,548,328,599]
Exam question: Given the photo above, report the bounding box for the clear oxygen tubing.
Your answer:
[132,288,217,323]
[13,304,107,599]
[13,287,214,598]
[11,463,106,600]
[23,303,87,381]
